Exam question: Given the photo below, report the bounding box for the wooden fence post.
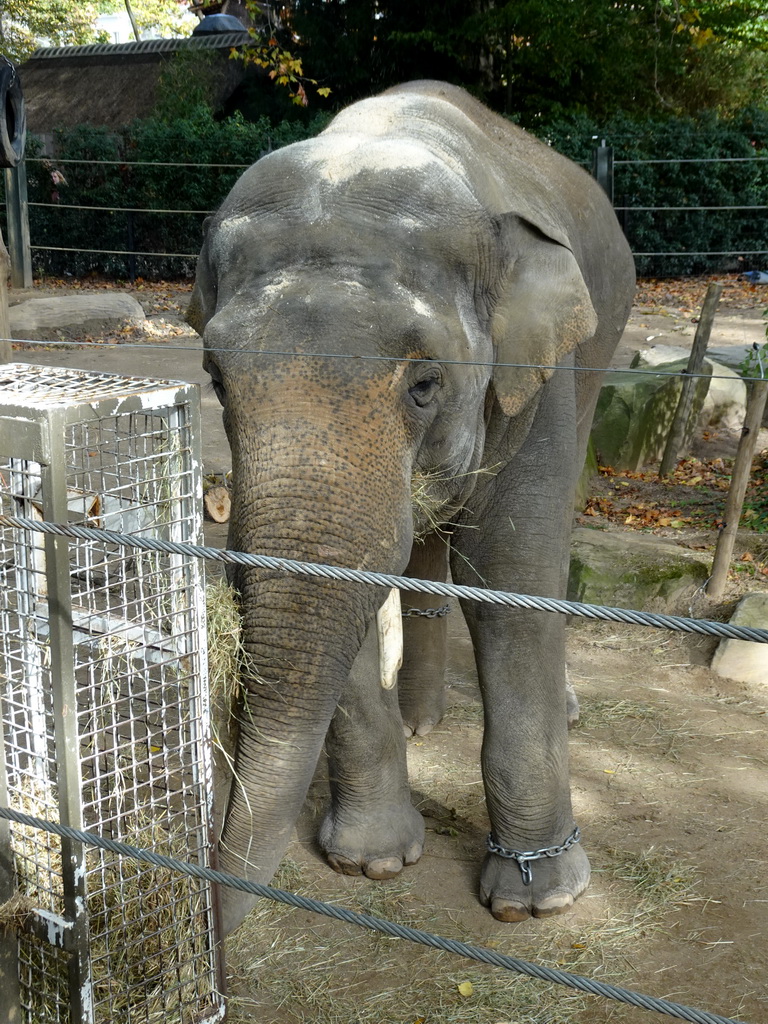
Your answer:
[707,378,768,600]
[659,282,723,478]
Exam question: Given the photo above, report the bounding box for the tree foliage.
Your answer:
[288,0,768,119]
[15,101,766,281]
[232,0,330,107]
[0,1,193,64]
[0,1,108,61]
[105,0,195,42]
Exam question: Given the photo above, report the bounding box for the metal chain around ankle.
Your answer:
[401,604,451,618]
[486,826,581,886]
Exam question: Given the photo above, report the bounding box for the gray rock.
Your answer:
[591,359,712,471]
[711,593,768,686]
[632,347,747,433]
[569,528,711,613]
[10,294,146,340]
[708,346,754,372]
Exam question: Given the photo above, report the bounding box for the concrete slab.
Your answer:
[615,308,765,369]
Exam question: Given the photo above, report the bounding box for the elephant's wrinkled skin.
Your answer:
[188,81,635,933]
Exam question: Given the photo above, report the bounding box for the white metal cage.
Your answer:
[0,363,225,1024]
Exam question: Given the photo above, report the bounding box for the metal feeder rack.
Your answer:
[0,363,224,1023]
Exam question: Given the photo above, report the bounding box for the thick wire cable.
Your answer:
[0,806,748,1024]
[1,516,766,644]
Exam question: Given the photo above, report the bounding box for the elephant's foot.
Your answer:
[399,685,446,737]
[319,802,425,880]
[479,842,590,922]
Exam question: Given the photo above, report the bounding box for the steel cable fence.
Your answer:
[1,515,766,644]
[1,442,764,1022]
[0,803,750,1024]
[3,335,767,384]
[1,145,766,278]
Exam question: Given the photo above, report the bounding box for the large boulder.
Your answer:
[707,345,768,428]
[10,294,146,341]
[569,527,711,613]
[711,593,768,687]
[591,359,712,471]
[632,346,747,432]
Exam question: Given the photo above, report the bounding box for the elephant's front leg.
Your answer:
[451,372,589,921]
[319,618,425,878]
[461,602,589,921]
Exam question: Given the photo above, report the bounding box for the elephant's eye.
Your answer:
[408,371,441,408]
[205,361,226,406]
[209,379,226,405]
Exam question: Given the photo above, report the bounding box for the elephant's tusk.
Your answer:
[377,588,403,689]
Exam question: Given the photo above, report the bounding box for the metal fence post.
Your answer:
[3,162,32,289]
[40,408,93,1024]
[591,140,614,204]
[126,210,136,284]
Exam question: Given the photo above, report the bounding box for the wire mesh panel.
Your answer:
[0,363,224,1024]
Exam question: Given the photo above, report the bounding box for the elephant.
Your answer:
[187,80,636,934]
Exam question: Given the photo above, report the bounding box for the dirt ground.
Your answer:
[8,276,768,1024]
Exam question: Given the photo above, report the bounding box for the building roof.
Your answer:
[21,33,250,134]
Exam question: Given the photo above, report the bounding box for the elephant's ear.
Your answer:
[186,217,216,336]
[489,215,598,418]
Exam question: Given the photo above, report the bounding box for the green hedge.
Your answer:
[533,107,768,276]
[22,107,331,280]
[13,104,768,280]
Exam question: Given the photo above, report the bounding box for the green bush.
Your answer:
[11,104,768,280]
[528,107,768,276]
[22,106,331,280]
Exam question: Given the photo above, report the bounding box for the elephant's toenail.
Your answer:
[532,893,574,918]
[490,898,530,922]
[365,858,403,880]
[404,843,422,866]
[328,855,363,876]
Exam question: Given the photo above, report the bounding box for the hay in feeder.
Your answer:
[0,892,36,932]
[7,789,219,1024]
[85,815,218,1024]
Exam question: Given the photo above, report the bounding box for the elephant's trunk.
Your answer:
[216,390,413,932]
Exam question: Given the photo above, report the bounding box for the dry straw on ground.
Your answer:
[222,844,706,1024]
